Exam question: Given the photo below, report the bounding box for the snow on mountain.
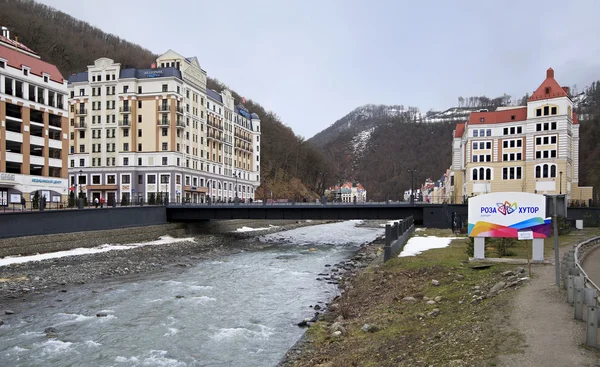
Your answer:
[351,127,375,156]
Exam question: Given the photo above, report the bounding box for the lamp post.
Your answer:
[233,172,239,204]
[77,169,83,209]
[559,171,563,195]
[408,169,417,204]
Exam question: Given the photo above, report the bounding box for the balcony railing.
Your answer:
[118,120,130,127]
[77,109,88,116]
[176,120,185,128]
[74,123,87,129]
[158,105,170,112]
[175,106,184,114]
[157,119,170,126]
[120,106,131,113]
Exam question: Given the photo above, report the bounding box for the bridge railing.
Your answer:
[562,235,600,348]
[384,216,414,262]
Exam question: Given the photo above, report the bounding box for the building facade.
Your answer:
[67,51,261,205]
[326,182,367,203]
[0,27,69,206]
[450,68,593,204]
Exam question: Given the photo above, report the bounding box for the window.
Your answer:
[510,140,515,148]
[0,60,4,68]
[551,150,557,158]
[162,84,168,92]
[138,175,143,184]
[138,115,142,123]
[138,158,142,166]
[162,157,168,165]
[503,141,508,148]
[503,128,508,135]
[138,143,142,151]
[162,128,168,136]
[138,86,142,94]
[92,175,100,184]
[78,174,86,184]
[123,157,129,166]
[551,136,557,144]
[543,137,549,145]
[536,151,541,159]
[161,174,169,184]
[473,130,478,137]
[510,127,515,134]
[43,76,48,83]
[551,122,557,130]
[148,175,156,184]
[138,129,142,137]
[107,175,116,184]
[123,129,129,137]
[543,122,549,131]
[486,142,491,149]
[122,175,131,184]
[543,151,549,158]
[516,153,522,160]
[123,143,129,151]
[138,101,142,109]
[517,126,522,134]
[479,142,485,149]
[551,107,557,115]
[162,142,168,151]
[503,153,508,161]
[536,123,541,131]
[79,144,85,153]
[123,85,129,93]
[517,140,522,147]
[544,106,549,116]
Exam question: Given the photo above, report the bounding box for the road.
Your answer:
[582,245,600,287]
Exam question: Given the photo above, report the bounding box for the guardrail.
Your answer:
[561,235,600,348]
[384,216,414,262]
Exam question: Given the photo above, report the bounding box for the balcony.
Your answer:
[74,122,87,130]
[158,105,170,112]
[118,120,131,127]
[76,109,88,116]
[157,119,170,127]
[175,105,184,115]
[120,106,131,113]
[176,120,185,129]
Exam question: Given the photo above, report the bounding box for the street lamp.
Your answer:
[559,171,563,195]
[408,169,418,204]
[233,172,239,203]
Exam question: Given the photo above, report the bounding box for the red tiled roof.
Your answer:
[528,68,568,102]
[454,122,465,138]
[468,107,527,125]
[0,40,64,83]
[0,35,36,54]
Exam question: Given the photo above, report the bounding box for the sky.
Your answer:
[37,0,600,139]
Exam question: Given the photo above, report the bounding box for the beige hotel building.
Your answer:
[0,27,69,206]
[68,50,261,204]
[450,68,593,204]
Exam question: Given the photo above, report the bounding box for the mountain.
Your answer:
[311,89,600,202]
[0,0,331,200]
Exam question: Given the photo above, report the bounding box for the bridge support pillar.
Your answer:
[474,237,485,259]
[532,238,545,262]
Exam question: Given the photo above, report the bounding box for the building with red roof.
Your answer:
[449,68,592,204]
[325,181,367,203]
[0,27,69,206]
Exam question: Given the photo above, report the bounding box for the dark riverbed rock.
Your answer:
[175,295,184,299]
[0,319,3,326]
[313,304,322,311]
[96,312,108,317]
[5,310,14,315]
[44,327,57,333]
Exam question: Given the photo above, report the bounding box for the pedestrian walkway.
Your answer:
[497,237,600,367]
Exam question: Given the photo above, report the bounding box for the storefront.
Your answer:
[0,173,68,206]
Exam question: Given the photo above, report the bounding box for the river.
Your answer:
[0,220,383,367]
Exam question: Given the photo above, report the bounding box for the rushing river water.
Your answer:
[0,221,383,367]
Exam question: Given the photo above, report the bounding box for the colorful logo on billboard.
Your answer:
[497,201,517,215]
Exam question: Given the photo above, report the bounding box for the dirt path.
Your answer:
[497,244,600,366]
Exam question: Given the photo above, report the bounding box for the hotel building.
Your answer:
[0,27,69,206]
[67,50,261,204]
[450,68,593,204]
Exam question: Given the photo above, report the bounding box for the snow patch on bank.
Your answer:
[399,236,462,257]
[0,235,195,267]
[234,225,280,233]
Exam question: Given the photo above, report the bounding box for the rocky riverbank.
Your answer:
[0,219,336,303]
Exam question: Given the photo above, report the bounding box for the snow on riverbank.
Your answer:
[0,235,195,267]
[234,225,280,233]
[399,236,462,257]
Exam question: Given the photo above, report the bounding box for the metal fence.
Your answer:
[562,235,600,348]
[384,216,415,262]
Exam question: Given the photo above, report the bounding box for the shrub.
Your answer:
[120,193,129,206]
[148,193,156,205]
[32,191,40,209]
[68,191,75,208]
[495,238,517,257]
[465,237,475,257]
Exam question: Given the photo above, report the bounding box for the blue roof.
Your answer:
[251,112,259,119]
[207,89,223,103]
[68,72,89,83]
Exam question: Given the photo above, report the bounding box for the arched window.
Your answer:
[536,165,541,178]
[485,168,491,180]
[550,165,557,178]
[479,167,485,180]
[543,164,549,178]
[472,169,478,181]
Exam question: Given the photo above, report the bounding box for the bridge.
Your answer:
[0,202,597,239]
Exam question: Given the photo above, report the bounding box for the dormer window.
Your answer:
[43,75,49,83]
[23,67,29,76]
[543,106,549,115]
[551,107,557,115]
[0,59,5,69]
[536,108,542,117]
[545,87,550,94]
[480,117,484,122]
[511,115,515,120]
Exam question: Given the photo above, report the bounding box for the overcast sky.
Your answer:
[38,0,600,138]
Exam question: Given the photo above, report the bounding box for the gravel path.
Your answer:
[497,245,600,366]
[582,246,600,288]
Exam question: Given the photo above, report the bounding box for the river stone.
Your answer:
[428,309,440,317]
[423,296,430,301]
[314,304,322,311]
[330,322,346,334]
[44,327,57,334]
[489,281,506,294]
[515,267,526,274]
[434,296,443,302]
[502,271,514,277]
[426,300,436,305]
[5,310,14,315]
[46,333,58,339]
[402,296,417,302]
[431,280,440,286]
[332,331,342,337]
[96,312,108,317]
[175,295,184,299]
[0,319,3,326]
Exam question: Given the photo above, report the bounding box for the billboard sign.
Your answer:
[468,192,551,238]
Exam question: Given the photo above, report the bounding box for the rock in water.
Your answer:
[4,310,14,315]
[44,327,57,334]
[96,312,108,317]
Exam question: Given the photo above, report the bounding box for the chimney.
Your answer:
[1,26,9,39]
[547,67,554,78]
[562,86,570,95]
